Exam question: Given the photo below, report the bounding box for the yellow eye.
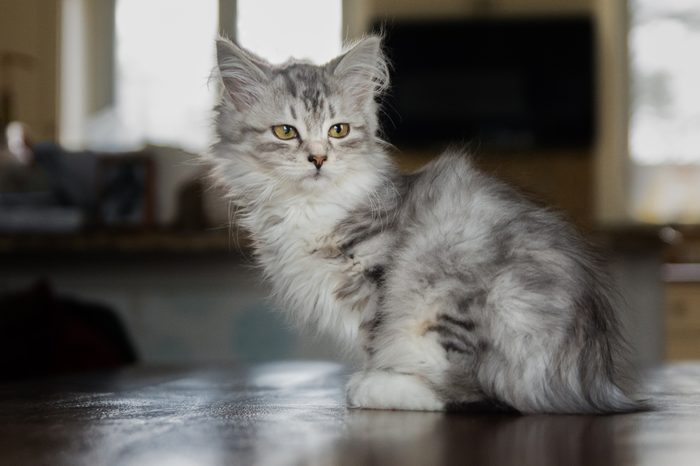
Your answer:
[328,123,350,138]
[272,125,298,140]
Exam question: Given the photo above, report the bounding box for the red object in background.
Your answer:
[0,280,137,380]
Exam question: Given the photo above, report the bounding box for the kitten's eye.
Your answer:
[328,123,350,139]
[272,125,298,140]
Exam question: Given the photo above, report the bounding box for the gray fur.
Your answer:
[341,154,638,412]
[207,36,639,414]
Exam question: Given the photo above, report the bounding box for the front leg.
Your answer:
[347,370,445,411]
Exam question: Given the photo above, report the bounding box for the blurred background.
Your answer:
[0,0,698,379]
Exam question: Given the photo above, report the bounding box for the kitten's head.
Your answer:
[211,36,391,199]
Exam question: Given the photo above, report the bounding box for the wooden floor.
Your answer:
[0,362,699,466]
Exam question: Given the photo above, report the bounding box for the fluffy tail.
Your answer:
[542,339,645,414]
[486,337,645,414]
[583,376,644,413]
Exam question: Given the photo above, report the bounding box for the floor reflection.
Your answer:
[16,363,700,466]
[316,411,621,466]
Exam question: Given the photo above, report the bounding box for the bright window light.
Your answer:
[629,0,700,165]
[236,0,342,64]
[105,0,218,153]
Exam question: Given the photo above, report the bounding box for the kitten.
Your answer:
[207,36,638,413]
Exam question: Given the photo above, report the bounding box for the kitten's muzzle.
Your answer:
[308,154,328,169]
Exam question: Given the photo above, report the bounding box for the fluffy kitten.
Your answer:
[207,36,638,413]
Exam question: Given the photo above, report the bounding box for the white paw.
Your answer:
[315,231,339,246]
[346,370,445,411]
[316,245,343,259]
[311,233,343,259]
[345,257,364,275]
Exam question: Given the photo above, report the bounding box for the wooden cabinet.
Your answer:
[666,283,700,359]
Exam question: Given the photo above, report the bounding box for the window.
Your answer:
[236,0,342,64]
[629,0,700,223]
[61,0,342,154]
[630,0,700,165]
[108,0,218,153]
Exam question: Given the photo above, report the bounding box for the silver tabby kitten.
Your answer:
[207,36,638,413]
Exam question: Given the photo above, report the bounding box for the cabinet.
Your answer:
[666,283,700,359]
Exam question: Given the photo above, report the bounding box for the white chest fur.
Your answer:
[245,197,363,347]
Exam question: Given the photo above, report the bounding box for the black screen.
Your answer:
[374,17,595,151]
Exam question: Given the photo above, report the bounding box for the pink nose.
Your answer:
[308,154,328,169]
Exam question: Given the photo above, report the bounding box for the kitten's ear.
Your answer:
[216,37,271,110]
[327,36,389,104]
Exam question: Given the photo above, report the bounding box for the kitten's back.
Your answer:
[382,151,639,413]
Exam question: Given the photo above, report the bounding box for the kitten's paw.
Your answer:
[346,370,445,411]
[310,233,343,259]
[313,244,343,259]
[345,257,364,275]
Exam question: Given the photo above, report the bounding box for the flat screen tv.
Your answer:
[373,17,595,151]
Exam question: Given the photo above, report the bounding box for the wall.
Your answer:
[84,0,115,115]
[0,0,59,142]
[59,0,115,149]
[593,0,631,225]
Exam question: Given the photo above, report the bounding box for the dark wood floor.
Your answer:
[0,362,699,466]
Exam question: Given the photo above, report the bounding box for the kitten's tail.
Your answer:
[512,369,645,415]
[494,340,646,414]
[584,377,645,413]
[547,341,647,414]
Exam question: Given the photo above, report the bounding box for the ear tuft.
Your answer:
[216,37,271,110]
[327,36,389,103]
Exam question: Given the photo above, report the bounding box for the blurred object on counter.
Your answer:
[96,154,154,228]
[5,121,33,165]
[0,121,155,232]
[0,280,137,381]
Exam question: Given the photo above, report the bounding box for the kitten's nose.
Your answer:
[308,154,328,169]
